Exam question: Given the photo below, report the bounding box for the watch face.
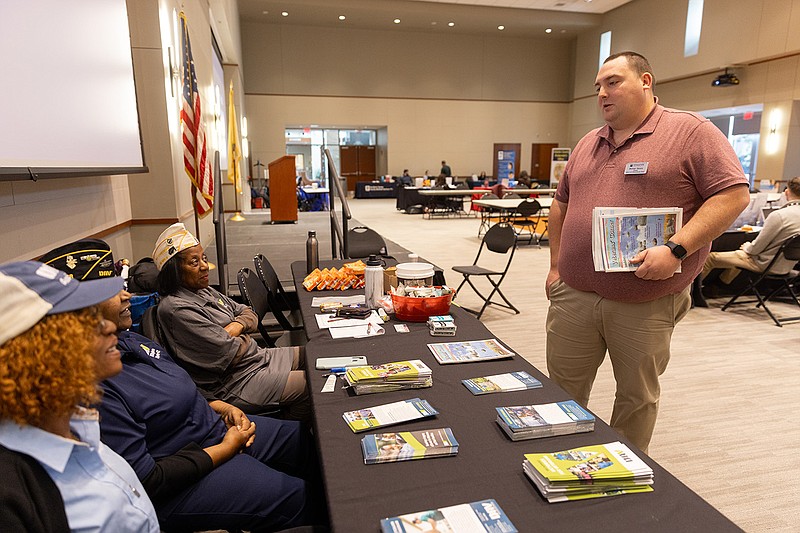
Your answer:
[667,241,687,259]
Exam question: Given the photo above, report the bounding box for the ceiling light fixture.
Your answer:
[394,18,401,24]
[281,11,288,17]
[338,15,346,21]
[545,28,552,33]
[448,22,455,27]
[497,25,505,31]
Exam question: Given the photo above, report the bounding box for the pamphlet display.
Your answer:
[427,338,515,364]
[496,400,595,441]
[523,441,654,503]
[592,207,683,272]
[380,499,517,533]
[361,428,458,464]
[462,371,542,395]
[344,360,433,395]
[343,398,438,433]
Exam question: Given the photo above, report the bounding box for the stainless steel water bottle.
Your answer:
[306,231,319,274]
[364,254,384,309]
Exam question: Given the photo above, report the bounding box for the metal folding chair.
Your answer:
[509,199,545,246]
[721,234,800,326]
[452,223,520,319]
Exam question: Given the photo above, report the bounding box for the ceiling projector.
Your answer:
[712,72,740,87]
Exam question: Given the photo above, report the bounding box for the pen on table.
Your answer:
[322,367,348,377]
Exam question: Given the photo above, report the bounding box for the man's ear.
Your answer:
[642,72,653,89]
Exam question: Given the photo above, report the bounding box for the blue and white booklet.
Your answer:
[496,400,595,441]
[462,371,542,395]
[380,499,517,533]
[592,207,683,272]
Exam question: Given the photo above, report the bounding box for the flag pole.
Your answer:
[191,184,200,238]
[228,80,245,222]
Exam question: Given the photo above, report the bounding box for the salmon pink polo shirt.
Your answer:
[555,103,748,303]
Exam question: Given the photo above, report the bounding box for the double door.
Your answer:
[340,145,376,191]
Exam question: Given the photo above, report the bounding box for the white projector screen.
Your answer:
[0,0,146,180]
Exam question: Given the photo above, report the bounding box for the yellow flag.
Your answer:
[227,81,242,194]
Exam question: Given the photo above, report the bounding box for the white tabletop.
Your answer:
[472,197,553,210]
[301,187,329,194]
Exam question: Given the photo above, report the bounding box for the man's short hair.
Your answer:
[788,176,800,197]
[604,51,656,89]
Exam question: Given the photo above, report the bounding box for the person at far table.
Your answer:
[153,223,311,423]
[0,261,159,532]
[702,176,800,284]
[42,239,326,533]
[398,169,413,187]
[545,51,750,454]
[516,171,533,189]
[440,160,452,177]
[433,174,451,189]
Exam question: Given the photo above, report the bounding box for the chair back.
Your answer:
[515,199,541,216]
[781,234,800,262]
[481,193,499,200]
[502,192,521,199]
[347,226,388,258]
[140,304,169,351]
[254,253,288,305]
[237,267,277,347]
[483,223,517,254]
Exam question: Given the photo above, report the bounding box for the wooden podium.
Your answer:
[268,155,298,223]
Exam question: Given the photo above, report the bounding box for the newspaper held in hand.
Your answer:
[592,207,683,272]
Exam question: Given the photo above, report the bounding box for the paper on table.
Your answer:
[329,321,385,339]
[315,311,380,329]
[311,295,366,307]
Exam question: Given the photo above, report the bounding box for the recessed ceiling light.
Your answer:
[448,21,455,27]
[394,18,401,24]
[431,21,437,25]
[281,11,288,17]
[545,28,552,33]
[262,10,268,15]
[560,29,567,33]
[338,15,346,21]
[497,25,505,31]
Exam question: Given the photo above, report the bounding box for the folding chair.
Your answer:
[509,199,545,246]
[238,268,305,347]
[477,192,499,237]
[254,253,303,330]
[502,192,521,199]
[347,226,388,259]
[452,223,520,319]
[721,234,800,326]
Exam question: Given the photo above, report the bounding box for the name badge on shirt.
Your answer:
[624,162,649,175]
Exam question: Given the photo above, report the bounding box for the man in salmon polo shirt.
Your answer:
[545,51,750,454]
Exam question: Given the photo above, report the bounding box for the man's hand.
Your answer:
[545,268,560,299]
[630,246,682,280]
[223,321,245,337]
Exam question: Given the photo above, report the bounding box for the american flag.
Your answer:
[180,12,213,216]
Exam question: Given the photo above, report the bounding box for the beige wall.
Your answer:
[245,94,570,178]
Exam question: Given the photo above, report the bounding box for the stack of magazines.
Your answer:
[592,207,683,272]
[343,398,438,433]
[462,371,542,395]
[380,499,517,533]
[361,428,458,464]
[344,360,432,395]
[523,441,654,503]
[495,400,595,441]
[427,338,515,364]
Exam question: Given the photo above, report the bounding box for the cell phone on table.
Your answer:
[315,356,368,370]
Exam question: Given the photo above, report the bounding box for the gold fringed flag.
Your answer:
[180,12,213,216]
[227,81,242,194]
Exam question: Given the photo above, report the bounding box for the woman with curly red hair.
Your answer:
[0,261,159,532]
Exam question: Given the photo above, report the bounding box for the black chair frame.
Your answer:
[721,234,800,327]
[509,198,545,246]
[253,253,304,332]
[452,223,520,319]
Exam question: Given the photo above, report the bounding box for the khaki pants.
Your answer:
[546,280,691,453]
[702,250,759,284]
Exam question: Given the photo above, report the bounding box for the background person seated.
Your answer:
[43,239,326,532]
[153,223,312,423]
[397,169,413,186]
[0,261,159,532]
[702,177,800,284]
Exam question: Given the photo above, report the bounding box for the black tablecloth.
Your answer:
[292,261,740,533]
[396,187,429,211]
[356,182,397,199]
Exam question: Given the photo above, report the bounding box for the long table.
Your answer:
[292,261,740,533]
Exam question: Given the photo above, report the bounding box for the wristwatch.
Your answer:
[665,240,688,260]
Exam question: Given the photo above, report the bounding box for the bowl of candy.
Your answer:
[390,285,453,322]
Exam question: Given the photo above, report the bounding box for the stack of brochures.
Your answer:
[523,441,654,503]
[343,397,438,433]
[462,371,542,395]
[380,499,517,533]
[343,360,433,395]
[592,207,683,272]
[361,428,458,464]
[427,338,515,364]
[496,400,595,441]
